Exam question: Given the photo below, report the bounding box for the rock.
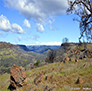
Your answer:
[45,76,50,81]
[65,57,70,62]
[42,70,46,75]
[76,76,83,84]
[44,86,50,91]
[75,59,79,62]
[44,86,55,91]
[9,64,26,90]
[75,51,78,54]
[83,63,87,68]
[34,74,43,84]
[69,58,74,62]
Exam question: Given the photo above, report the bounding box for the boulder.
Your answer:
[45,76,50,81]
[76,76,83,84]
[65,57,70,62]
[9,64,26,90]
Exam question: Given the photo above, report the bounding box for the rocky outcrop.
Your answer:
[9,64,26,90]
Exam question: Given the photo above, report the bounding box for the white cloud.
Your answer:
[0,32,3,35]
[31,35,39,40]
[50,26,54,30]
[0,15,11,32]
[23,19,31,28]
[28,42,61,45]
[41,42,61,45]
[4,0,68,24]
[36,23,44,32]
[18,36,21,41]
[0,15,24,34]
[48,19,55,25]
[12,23,24,34]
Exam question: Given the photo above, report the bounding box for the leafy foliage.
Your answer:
[34,60,40,66]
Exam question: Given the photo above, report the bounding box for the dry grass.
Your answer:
[0,59,92,91]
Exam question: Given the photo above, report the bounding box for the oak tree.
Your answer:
[67,0,92,43]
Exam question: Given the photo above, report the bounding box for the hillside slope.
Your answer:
[0,42,45,74]
[0,59,92,91]
[0,43,92,91]
[45,43,92,63]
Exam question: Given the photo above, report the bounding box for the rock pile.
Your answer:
[9,64,26,90]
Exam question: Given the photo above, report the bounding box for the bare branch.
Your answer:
[67,0,92,43]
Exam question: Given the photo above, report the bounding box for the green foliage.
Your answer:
[34,60,40,66]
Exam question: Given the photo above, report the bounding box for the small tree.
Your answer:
[62,37,69,43]
[45,49,56,63]
[34,60,40,66]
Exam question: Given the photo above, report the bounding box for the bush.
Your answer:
[34,60,40,66]
[45,49,56,63]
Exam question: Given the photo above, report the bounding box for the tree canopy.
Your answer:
[67,0,92,43]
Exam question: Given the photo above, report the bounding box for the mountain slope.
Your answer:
[45,43,92,63]
[0,42,45,74]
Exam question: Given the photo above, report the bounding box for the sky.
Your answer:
[0,0,81,45]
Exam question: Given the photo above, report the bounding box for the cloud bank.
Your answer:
[0,15,24,34]
[4,0,68,24]
[29,41,61,45]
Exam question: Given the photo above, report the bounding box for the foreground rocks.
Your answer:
[9,64,26,90]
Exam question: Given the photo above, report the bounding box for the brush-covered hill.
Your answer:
[0,42,45,74]
[45,43,92,63]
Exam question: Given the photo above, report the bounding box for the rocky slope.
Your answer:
[0,59,92,91]
[45,43,92,63]
[0,43,92,91]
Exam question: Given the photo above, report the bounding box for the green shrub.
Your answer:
[34,60,40,66]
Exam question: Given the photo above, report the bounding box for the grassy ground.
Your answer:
[0,59,92,91]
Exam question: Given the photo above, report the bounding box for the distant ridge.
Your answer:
[18,45,30,51]
[27,45,60,53]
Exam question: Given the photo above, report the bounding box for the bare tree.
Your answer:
[67,0,92,43]
[62,37,69,43]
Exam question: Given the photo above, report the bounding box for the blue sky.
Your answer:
[0,0,80,45]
